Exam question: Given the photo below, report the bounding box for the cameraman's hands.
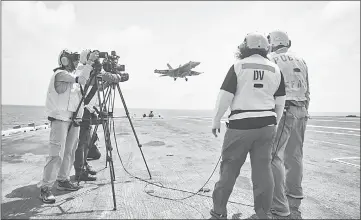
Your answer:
[88,51,99,62]
[80,49,99,66]
[86,51,99,65]
[120,73,129,82]
[114,73,129,83]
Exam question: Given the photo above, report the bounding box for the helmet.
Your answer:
[58,49,73,66]
[54,49,80,71]
[244,32,269,50]
[58,49,79,71]
[268,30,290,47]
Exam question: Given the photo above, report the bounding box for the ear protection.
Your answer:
[61,56,69,66]
[58,49,79,72]
[59,49,71,67]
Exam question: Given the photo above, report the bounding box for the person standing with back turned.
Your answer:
[210,32,286,219]
[267,30,310,218]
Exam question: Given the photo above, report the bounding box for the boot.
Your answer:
[209,209,227,219]
[86,163,97,175]
[75,170,97,181]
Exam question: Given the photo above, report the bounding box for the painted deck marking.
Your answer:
[308,139,358,148]
[306,130,360,136]
[332,157,360,169]
[307,125,360,131]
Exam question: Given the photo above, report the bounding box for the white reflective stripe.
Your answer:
[229,111,277,120]
[242,63,275,73]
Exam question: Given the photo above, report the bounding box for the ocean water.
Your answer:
[1,105,214,131]
[1,105,359,131]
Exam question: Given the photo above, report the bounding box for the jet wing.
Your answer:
[154,69,170,74]
[177,63,190,73]
[190,71,202,76]
[179,71,202,77]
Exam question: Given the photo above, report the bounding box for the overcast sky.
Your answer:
[2,1,360,112]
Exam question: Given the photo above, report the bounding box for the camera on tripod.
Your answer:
[69,49,151,211]
[91,50,129,82]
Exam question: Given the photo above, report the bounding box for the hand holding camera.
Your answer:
[79,50,100,66]
[88,51,99,62]
[117,73,129,82]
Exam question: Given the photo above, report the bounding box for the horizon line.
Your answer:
[1,104,360,115]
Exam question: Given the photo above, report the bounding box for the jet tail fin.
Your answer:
[167,63,173,69]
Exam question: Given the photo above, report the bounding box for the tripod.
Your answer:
[69,71,152,210]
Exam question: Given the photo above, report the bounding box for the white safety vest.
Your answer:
[230,54,282,120]
[45,69,75,121]
[268,48,308,102]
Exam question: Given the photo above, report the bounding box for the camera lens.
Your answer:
[116,65,125,71]
[98,52,109,59]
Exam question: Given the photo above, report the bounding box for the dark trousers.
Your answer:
[73,108,92,172]
[212,126,276,219]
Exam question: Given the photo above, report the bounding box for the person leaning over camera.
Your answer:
[73,53,106,182]
[38,49,99,204]
[210,33,286,219]
[73,52,129,182]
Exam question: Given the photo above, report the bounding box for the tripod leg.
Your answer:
[94,76,117,210]
[107,151,117,210]
[116,84,152,179]
[102,119,117,210]
[105,148,108,168]
[106,147,116,179]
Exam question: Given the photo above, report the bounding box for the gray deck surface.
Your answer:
[1,116,360,219]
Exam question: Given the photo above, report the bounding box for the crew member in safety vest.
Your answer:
[267,30,310,218]
[210,32,286,219]
[38,49,99,204]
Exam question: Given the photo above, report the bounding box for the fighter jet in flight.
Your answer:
[154,61,202,81]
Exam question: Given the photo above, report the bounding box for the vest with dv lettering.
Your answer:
[268,48,308,102]
[230,54,282,120]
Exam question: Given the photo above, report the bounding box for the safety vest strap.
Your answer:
[229,109,275,118]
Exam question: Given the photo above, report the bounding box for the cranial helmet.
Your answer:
[58,49,80,67]
[244,32,270,50]
[267,30,290,47]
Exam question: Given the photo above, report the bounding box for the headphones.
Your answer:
[58,49,80,71]
[59,49,71,67]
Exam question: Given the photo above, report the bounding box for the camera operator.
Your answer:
[73,50,129,182]
[38,49,99,204]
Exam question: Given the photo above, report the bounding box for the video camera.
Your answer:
[68,52,80,62]
[91,50,129,82]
